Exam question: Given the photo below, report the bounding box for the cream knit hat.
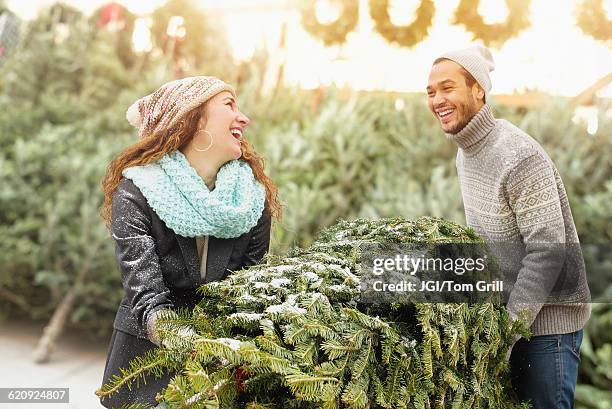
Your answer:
[436,45,495,100]
[126,76,235,139]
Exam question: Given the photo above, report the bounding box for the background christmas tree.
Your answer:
[0,3,134,363]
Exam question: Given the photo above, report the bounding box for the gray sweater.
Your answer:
[447,104,591,336]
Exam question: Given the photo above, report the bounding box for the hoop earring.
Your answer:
[193,129,213,152]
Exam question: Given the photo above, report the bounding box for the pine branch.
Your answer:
[285,373,339,401]
[95,349,167,398]
[320,341,357,360]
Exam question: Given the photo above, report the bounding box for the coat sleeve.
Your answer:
[240,209,272,267]
[111,178,174,343]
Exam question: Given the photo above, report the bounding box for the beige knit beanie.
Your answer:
[437,45,495,100]
[126,76,235,139]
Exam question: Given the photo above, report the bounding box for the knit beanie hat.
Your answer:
[436,45,495,100]
[126,76,235,138]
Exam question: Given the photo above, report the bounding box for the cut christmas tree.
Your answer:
[97,217,530,408]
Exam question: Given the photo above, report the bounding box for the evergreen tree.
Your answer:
[0,3,89,139]
[575,297,612,408]
[0,1,138,361]
[97,217,530,408]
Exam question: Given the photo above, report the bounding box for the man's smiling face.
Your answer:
[426,59,484,135]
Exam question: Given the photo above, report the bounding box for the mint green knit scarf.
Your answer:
[122,150,265,238]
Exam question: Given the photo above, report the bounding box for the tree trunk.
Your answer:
[32,269,85,364]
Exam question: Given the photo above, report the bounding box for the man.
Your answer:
[426,45,591,408]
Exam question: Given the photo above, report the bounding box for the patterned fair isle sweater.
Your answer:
[447,104,591,337]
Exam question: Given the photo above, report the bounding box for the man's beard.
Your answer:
[447,97,480,135]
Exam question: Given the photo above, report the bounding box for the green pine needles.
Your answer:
[97,217,531,408]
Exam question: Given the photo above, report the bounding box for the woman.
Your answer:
[97,76,281,408]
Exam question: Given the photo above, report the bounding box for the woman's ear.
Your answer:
[197,105,209,129]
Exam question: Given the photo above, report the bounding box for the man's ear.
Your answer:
[473,84,485,103]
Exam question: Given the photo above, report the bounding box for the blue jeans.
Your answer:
[510,329,583,409]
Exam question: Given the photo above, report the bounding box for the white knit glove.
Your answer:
[147,309,198,349]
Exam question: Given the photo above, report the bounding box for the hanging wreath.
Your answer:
[300,0,359,46]
[369,0,435,48]
[453,0,531,47]
[576,0,612,42]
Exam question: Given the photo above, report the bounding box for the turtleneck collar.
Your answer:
[445,104,496,154]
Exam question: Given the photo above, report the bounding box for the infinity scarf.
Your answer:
[122,150,265,238]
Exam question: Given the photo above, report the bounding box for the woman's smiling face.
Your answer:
[198,91,250,161]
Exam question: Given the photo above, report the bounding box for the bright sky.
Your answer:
[7,0,612,97]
